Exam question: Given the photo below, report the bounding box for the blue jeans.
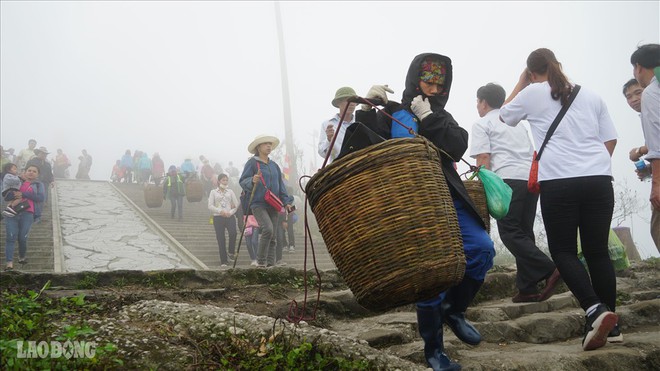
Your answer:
[5,211,35,263]
[252,206,278,265]
[245,229,259,261]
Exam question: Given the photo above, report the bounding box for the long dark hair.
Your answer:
[527,48,571,105]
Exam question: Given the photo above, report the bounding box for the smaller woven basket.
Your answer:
[306,136,466,312]
[185,180,204,202]
[144,185,164,208]
[463,180,490,233]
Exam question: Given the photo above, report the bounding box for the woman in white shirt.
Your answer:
[500,48,619,352]
[208,173,239,267]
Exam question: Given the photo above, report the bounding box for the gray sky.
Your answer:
[1,1,658,257]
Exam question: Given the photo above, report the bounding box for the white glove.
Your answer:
[361,84,394,111]
[411,95,432,120]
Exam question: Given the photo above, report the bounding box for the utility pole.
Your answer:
[274,2,298,186]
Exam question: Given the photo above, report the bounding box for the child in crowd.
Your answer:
[2,163,30,218]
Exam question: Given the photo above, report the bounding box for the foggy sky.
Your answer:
[1,1,658,257]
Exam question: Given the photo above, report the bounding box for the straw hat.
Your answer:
[34,146,50,155]
[331,86,356,108]
[248,134,280,155]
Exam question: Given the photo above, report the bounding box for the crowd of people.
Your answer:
[0,138,301,271]
[2,43,658,369]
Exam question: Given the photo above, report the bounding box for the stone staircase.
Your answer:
[323,265,660,370]
[0,189,54,272]
[112,182,336,270]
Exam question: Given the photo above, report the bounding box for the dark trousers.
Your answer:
[213,215,237,264]
[497,179,555,294]
[169,196,183,219]
[540,176,616,312]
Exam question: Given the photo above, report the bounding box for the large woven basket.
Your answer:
[463,180,490,233]
[144,185,164,208]
[185,180,204,202]
[306,136,465,312]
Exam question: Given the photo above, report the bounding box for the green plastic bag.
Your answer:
[577,229,630,271]
[474,166,512,220]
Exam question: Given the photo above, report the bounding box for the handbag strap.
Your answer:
[256,161,268,190]
[536,85,581,160]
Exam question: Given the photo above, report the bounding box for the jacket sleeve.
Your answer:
[229,191,239,216]
[418,110,469,161]
[239,159,256,193]
[355,103,399,140]
[23,182,45,203]
[208,191,220,214]
[44,164,54,183]
[275,164,294,205]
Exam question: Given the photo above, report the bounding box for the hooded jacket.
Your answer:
[355,52,484,228]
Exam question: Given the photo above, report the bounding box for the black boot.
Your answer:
[416,305,462,371]
[441,276,483,346]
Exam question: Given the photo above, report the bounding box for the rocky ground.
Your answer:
[1,260,659,370]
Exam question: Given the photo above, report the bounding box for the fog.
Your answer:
[1,1,658,257]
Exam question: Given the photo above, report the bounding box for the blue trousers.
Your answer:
[4,211,35,263]
[418,197,495,307]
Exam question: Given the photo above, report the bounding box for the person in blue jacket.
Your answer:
[354,53,495,371]
[239,135,294,268]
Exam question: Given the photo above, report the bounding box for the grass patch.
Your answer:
[0,281,121,369]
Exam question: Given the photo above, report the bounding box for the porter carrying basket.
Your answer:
[144,185,164,208]
[463,180,490,233]
[306,136,465,312]
[185,179,204,202]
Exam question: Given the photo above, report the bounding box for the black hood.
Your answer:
[401,53,453,112]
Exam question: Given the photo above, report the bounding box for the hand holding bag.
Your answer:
[257,162,285,212]
[528,85,581,194]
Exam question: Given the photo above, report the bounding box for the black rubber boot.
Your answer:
[416,305,462,371]
[441,276,483,345]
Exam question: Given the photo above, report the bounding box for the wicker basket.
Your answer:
[185,180,204,202]
[306,136,465,312]
[144,185,164,208]
[463,180,490,233]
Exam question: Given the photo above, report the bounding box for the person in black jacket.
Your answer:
[354,53,495,371]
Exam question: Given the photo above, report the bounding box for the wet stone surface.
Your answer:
[56,181,190,272]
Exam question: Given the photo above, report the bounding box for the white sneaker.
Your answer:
[275,260,287,267]
[288,246,295,253]
[220,264,228,268]
[250,260,258,266]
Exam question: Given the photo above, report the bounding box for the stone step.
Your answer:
[0,199,55,272]
[317,261,660,369]
[112,182,336,271]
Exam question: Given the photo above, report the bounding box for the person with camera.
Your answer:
[239,135,294,268]
[627,44,660,253]
[318,87,358,164]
